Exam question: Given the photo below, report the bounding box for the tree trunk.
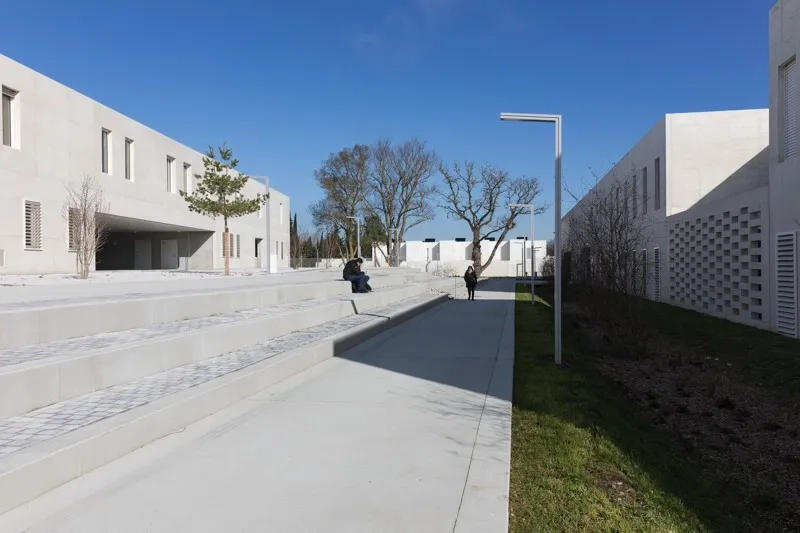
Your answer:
[224,223,230,276]
[472,236,482,275]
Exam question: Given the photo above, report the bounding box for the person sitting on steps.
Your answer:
[343,256,371,293]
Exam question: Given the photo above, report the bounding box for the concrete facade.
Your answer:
[562,110,772,329]
[769,0,800,337]
[0,53,290,274]
[378,238,550,277]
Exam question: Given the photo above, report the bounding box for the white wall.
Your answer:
[768,0,800,337]
[395,239,549,277]
[267,188,290,270]
[0,53,288,274]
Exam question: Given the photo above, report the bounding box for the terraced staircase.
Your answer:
[0,271,455,514]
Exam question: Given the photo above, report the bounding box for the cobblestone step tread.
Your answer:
[0,280,329,312]
[0,293,439,458]
[0,296,349,368]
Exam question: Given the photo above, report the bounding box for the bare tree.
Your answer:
[310,145,370,260]
[63,176,109,279]
[367,139,438,262]
[436,161,545,275]
[563,164,656,354]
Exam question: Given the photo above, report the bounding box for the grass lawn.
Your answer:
[509,286,743,533]
[636,298,800,395]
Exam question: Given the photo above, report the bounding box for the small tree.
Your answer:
[63,176,109,279]
[563,165,655,355]
[181,143,266,275]
[437,160,546,275]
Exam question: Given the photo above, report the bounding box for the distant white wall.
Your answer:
[393,239,549,277]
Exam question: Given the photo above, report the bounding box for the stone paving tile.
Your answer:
[0,297,346,368]
[0,293,439,458]
[0,283,284,311]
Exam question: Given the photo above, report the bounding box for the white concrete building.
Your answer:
[560,0,800,339]
[562,109,771,329]
[769,0,800,337]
[383,238,549,277]
[0,53,290,274]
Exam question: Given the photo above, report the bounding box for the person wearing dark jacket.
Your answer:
[464,265,478,300]
[343,257,371,293]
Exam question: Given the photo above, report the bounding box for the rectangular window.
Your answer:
[281,241,284,260]
[623,181,629,220]
[632,174,637,218]
[236,234,241,258]
[166,156,175,192]
[2,86,18,148]
[101,129,111,174]
[124,138,134,181]
[24,200,42,250]
[654,158,661,210]
[781,57,798,160]
[68,208,78,251]
[641,167,648,214]
[183,163,191,194]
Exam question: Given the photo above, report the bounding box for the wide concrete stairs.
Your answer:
[0,271,455,515]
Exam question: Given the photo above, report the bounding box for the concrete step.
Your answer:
[0,273,419,350]
[0,280,448,419]
[0,291,449,516]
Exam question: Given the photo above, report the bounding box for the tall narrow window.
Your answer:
[641,249,648,297]
[2,86,18,148]
[623,181,629,220]
[641,167,648,215]
[632,174,637,218]
[781,57,798,160]
[236,234,241,258]
[24,200,42,250]
[101,129,111,174]
[166,156,175,192]
[654,158,661,210]
[125,138,134,181]
[281,241,284,260]
[183,163,191,194]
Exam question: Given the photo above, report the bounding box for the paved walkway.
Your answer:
[0,280,515,533]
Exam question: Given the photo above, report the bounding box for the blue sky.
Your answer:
[2,0,773,240]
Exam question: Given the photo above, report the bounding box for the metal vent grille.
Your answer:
[654,248,661,301]
[776,232,798,337]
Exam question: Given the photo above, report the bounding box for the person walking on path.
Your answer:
[463,265,478,301]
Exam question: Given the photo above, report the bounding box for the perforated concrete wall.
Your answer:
[668,187,770,329]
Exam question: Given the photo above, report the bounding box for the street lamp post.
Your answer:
[347,216,361,258]
[501,112,562,365]
[509,203,535,305]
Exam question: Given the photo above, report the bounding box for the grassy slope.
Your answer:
[509,287,742,533]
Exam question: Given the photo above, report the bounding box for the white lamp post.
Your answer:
[501,112,562,365]
[509,203,535,305]
[347,216,361,258]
